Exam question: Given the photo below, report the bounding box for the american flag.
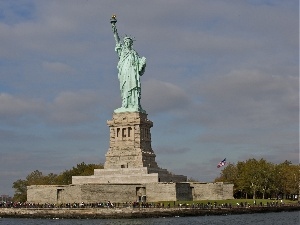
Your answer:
[217,158,226,168]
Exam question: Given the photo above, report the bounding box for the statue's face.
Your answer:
[124,39,133,49]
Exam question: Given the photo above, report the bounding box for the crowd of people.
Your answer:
[0,201,154,209]
[0,200,292,209]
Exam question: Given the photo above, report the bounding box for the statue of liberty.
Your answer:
[110,15,146,113]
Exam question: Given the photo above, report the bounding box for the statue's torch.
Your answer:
[110,14,117,26]
[110,14,120,44]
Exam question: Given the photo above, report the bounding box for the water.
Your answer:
[0,211,299,225]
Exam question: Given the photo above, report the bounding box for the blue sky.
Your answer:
[0,0,298,196]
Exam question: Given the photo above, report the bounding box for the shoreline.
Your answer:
[0,205,299,219]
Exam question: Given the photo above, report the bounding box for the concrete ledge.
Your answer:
[0,205,299,219]
[72,173,159,184]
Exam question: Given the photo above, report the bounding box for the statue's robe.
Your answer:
[115,43,146,110]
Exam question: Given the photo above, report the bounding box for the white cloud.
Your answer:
[42,61,75,74]
[0,93,45,119]
[0,90,105,126]
[49,90,101,125]
[191,70,298,129]
[0,0,298,195]
[143,79,191,114]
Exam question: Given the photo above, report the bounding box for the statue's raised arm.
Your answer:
[110,15,146,114]
[110,15,120,45]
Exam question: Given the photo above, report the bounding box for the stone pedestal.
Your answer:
[27,111,234,203]
[72,112,187,184]
[105,112,158,169]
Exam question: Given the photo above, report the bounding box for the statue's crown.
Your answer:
[123,35,135,42]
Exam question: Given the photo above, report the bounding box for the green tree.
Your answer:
[56,162,104,185]
[275,161,291,199]
[26,170,46,185]
[287,164,300,197]
[44,173,59,185]
[188,177,199,182]
[214,163,238,184]
[256,160,275,199]
[12,179,28,202]
[13,170,51,202]
[274,161,300,199]
[214,158,298,200]
[235,158,273,199]
[12,162,104,201]
[214,162,241,197]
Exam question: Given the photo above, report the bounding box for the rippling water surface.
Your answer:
[0,211,299,225]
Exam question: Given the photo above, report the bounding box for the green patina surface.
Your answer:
[111,15,146,113]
